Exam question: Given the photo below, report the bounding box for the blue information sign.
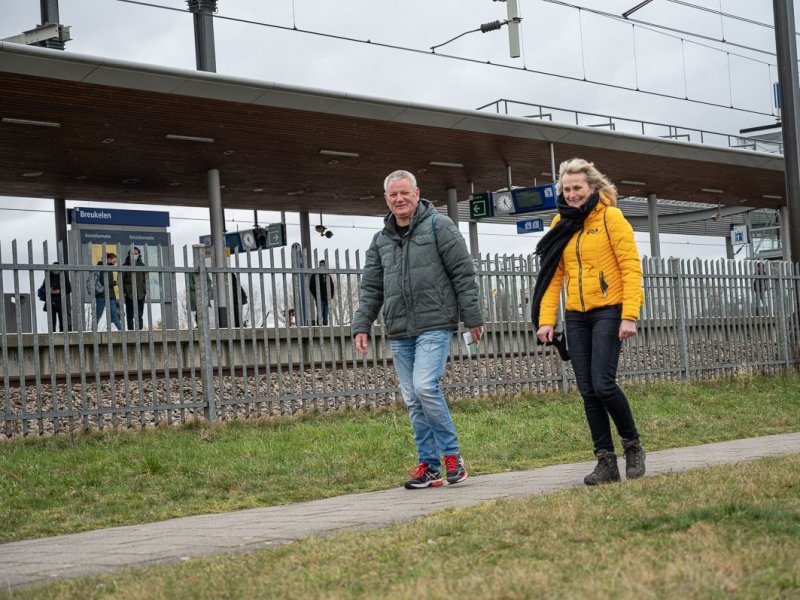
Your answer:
[517,218,544,234]
[70,207,170,227]
[511,184,557,214]
[199,232,243,251]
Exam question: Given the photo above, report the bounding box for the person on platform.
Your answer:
[121,246,148,330]
[38,262,71,332]
[91,253,122,331]
[309,259,334,326]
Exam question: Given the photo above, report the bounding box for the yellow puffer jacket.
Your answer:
[538,197,644,326]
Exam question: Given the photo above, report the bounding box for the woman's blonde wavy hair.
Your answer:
[556,158,618,206]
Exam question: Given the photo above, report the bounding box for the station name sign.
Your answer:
[69,207,171,227]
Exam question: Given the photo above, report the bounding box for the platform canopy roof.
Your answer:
[0,42,787,226]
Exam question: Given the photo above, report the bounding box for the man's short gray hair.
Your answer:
[384,170,417,192]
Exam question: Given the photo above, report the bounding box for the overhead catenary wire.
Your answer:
[113,0,778,119]
[663,0,775,31]
[542,0,779,59]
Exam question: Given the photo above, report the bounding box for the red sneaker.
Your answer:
[444,454,468,485]
[404,462,443,489]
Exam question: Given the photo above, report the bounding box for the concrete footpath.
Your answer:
[3,432,800,591]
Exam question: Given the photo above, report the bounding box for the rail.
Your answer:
[476,99,783,155]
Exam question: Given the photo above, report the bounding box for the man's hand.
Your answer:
[537,325,554,344]
[355,333,369,355]
[619,319,637,340]
[469,325,483,344]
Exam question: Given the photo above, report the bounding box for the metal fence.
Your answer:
[1,241,798,439]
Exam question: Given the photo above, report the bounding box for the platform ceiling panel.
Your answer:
[0,43,787,217]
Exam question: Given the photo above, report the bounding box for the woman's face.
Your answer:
[561,172,594,208]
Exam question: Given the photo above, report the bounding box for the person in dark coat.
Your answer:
[309,260,334,325]
[352,170,484,490]
[120,247,148,330]
[38,262,71,332]
[230,273,248,328]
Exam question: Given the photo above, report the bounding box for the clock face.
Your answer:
[240,230,257,250]
[494,191,515,215]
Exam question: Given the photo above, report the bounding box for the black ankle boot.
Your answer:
[622,438,646,480]
[584,449,621,486]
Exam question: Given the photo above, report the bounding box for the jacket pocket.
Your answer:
[410,234,434,247]
[599,272,608,297]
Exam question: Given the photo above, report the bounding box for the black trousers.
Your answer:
[49,304,65,332]
[565,305,639,454]
[125,297,145,330]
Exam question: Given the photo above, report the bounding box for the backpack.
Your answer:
[37,282,46,302]
[86,273,104,298]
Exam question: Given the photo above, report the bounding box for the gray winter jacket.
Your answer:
[352,199,483,339]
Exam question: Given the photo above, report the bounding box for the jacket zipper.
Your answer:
[400,237,413,331]
[576,230,586,312]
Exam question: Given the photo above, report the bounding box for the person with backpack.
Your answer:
[352,170,483,490]
[89,253,122,331]
[38,262,71,332]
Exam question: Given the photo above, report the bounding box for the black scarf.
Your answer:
[530,192,600,329]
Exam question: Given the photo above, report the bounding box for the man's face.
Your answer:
[385,177,420,224]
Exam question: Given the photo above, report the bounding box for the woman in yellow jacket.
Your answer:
[533,158,646,485]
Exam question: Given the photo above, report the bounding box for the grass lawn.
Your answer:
[1,373,799,546]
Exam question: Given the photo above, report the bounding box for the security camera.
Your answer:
[315,225,334,238]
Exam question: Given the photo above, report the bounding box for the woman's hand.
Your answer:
[619,319,637,340]
[537,325,554,344]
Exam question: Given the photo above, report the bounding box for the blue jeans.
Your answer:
[95,296,122,330]
[390,329,459,472]
[565,305,639,455]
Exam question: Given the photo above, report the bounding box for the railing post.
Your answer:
[194,246,216,424]
[671,258,691,380]
[775,267,791,371]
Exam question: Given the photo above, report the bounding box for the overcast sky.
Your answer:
[0,0,787,262]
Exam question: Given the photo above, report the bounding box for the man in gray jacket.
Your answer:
[352,170,484,489]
